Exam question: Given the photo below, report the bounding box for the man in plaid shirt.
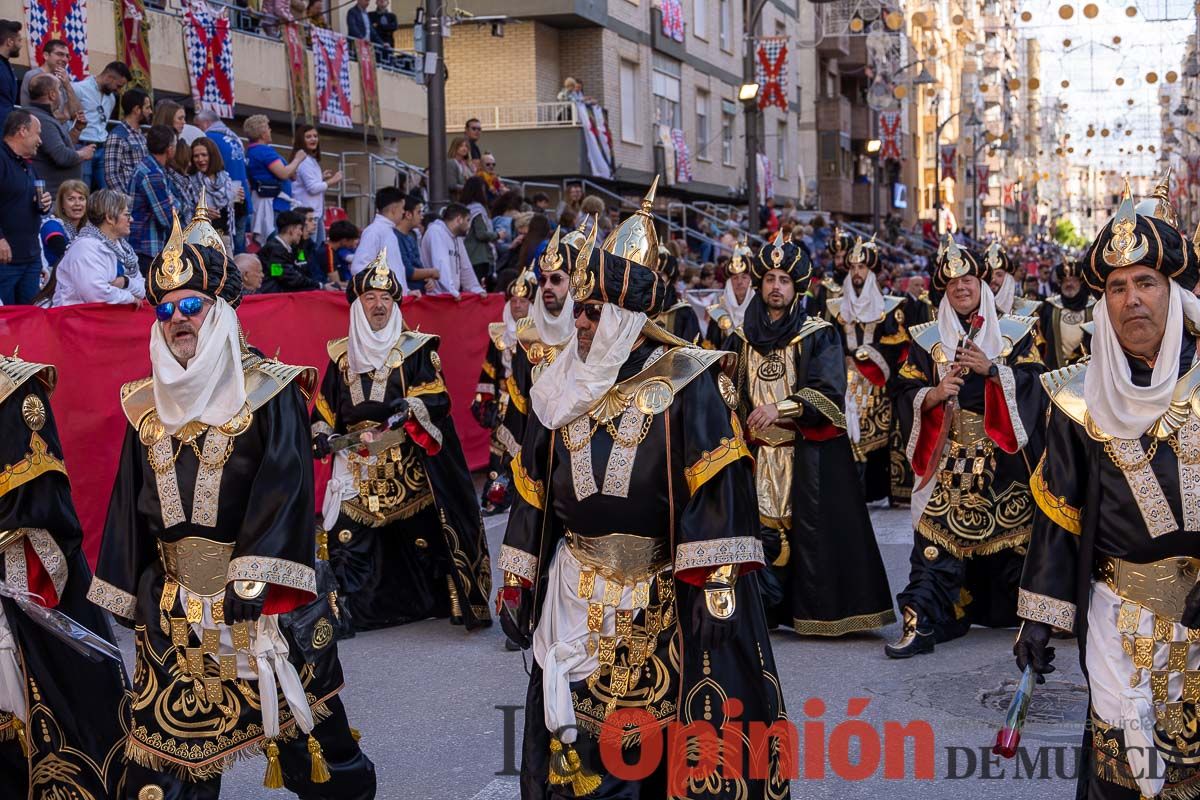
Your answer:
[102,88,150,194]
[129,125,183,273]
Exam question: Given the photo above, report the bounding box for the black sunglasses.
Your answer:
[572,304,602,322]
[538,272,567,287]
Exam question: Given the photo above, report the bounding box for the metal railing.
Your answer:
[445,102,580,132]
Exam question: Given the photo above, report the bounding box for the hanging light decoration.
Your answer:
[1020,10,1032,21]
[1101,128,1111,137]
[1061,79,1070,88]
[1083,3,1099,17]
[1116,77,1125,86]
[1146,72,1159,84]
[1063,38,1072,47]
[1113,35,1122,44]
[1167,71,1179,84]
[1059,4,1074,18]
[1125,5,1137,16]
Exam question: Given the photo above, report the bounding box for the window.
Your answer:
[721,101,735,165]
[694,0,709,40]
[718,0,732,51]
[696,90,710,160]
[620,60,640,143]
[652,54,682,129]
[776,120,787,178]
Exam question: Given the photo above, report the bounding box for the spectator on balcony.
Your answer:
[305,0,328,28]
[259,209,320,293]
[0,20,21,128]
[556,77,584,105]
[187,136,238,251]
[423,203,485,298]
[476,152,503,202]
[103,88,151,195]
[460,176,501,288]
[556,181,582,223]
[291,124,343,246]
[49,189,144,307]
[370,0,398,64]
[318,219,358,284]
[464,118,483,165]
[195,108,252,253]
[446,137,473,195]
[0,109,52,305]
[128,125,181,275]
[72,61,132,190]
[21,38,83,132]
[346,0,383,44]
[244,113,306,244]
[27,75,93,199]
[350,185,408,290]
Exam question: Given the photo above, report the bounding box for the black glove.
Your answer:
[497,585,533,650]
[224,584,266,624]
[690,585,737,652]
[471,398,499,429]
[312,433,332,459]
[343,400,392,426]
[1183,582,1200,629]
[1013,621,1056,684]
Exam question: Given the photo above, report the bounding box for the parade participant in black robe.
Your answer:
[89,212,375,799]
[826,236,909,502]
[311,253,492,633]
[1037,256,1096,369]
[886,235,1046,658]
[732,232,894,636]
[807,226,852,319]
[474,270,538,514]
[1016,178,1200,800]
[0,355,129,799]
[986,242,1043,318]
[652,246,703,345]
[900,274,934,328]
[889,275,935,505]
[704,241,754,350]
[499,210,790,800]
[508,228,578,416]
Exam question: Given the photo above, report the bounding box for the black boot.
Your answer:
[884,606,934,658]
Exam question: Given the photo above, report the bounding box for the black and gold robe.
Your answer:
[1037,293,1095,370]
[732,320,895,635]
[827,293,909,502]
[476,323,526,510]
[501,340,791,800]
[0,357,129,799]
[312,330,492,632]
[655,299,702,346]
[893,315,1046,641]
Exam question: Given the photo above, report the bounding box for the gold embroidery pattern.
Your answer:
[566,416,599,501]
[905,387,934,464]
[408,376,446,398]
[311,421,333,437]
[1109,438,1178,538]
[314,392,335,427]
[1017,588,1076,632]
[86,577,137,619]
[995,365,1029,450]
[1030,455,1082,535]
[511,456,545,510]
[149,437,186,528]
[1178,418,1200,530]
[5,537,28,597]
[684,433,752,495]
[504,374,527,414]
[498,544,538,582]
[674,536,765,572]
[227,556,317,594]
[406,398,443,448]
[495,424,521,458]
[792,608,897,637]
[601,406,646,498]
[0,432,67,499]
[24,528,66,599]
[796,388,847,429]
[191,431,231,528]
[899,359,925,381]
[919,476,1034,557]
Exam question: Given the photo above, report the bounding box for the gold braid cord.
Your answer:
[1030,454,1082,535]
[795,388,847,429]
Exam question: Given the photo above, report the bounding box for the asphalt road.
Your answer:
[135,505,1086,799]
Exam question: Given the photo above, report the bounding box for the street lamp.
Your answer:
[739,83,761,102]
[866,139,883,232]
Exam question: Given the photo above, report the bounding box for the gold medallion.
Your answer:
[312,617,334,649]
[717,373,738,409]
[217,404,253,436]
[633,378,675,416]
[139,413,166,446]
[528,342,547,364]
[176,420,208,445]
[139,786,165,800]
[923,546,939,561]
[338,529,353,544]
[386,349,404,369]
[757,354,786,381]
[414,538,428,549]
[718,315,732,331]
[21,395,45,431]
[430,351,442,372]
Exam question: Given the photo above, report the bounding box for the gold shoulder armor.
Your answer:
[1012,298,1044,317]
[640,318,693,348]
[789,317,832,346]
[0,356,56,405]
[1040,360,1089,429]
[999,314,1038,358]
[397,330,438,361]
[326,337,349,365]
[246,359,319,407]
[826,297,843,320]
[488,322,507,351]
[883,295,905,317]
[119,376,156,428]
[589,346,727,422]
[909,321,941,355]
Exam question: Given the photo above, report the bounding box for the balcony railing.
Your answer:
[445,102,581,131]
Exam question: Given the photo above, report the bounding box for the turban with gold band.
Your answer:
[929,235,990,304]
[984,241,1014,276]
[1080,174,1198,296]
[750,230,814,286]
[346,250,404,303]
[845,235,881,271]
[826,226,853,260]
[146,210,242,307]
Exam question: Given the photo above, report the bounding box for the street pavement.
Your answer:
[158,505,1087,799]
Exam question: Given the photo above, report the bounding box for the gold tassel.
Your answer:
[262,740,283,789]
[316,529,329,562]
[308,735,331,784]
[547,737,600,796]
[12,719,28,758]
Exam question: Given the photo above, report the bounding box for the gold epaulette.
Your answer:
[1040,360,1089,430]
[515,316,539,354]
[822,277,843,296]
[0,356,56,405]
[826,297,843,321]
[488,322,507,351]
[908,321,941,355]
[708,303,733,332]
[327,330,437,368]
[326,336,349,364]
[588,346,727,423]
[1012,298,1043,317]
[999,314,1039,357]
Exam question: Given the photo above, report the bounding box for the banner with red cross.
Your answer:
[976,164,990,200]
[312,27,353,129]
[25,0,89,79]
[1187,156,1200,188]
[938,145,957,182]
[878,111,902,160]
[754,37,789,112]
[183,1,234,118]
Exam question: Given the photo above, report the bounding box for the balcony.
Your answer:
[446,102,581,131]
[819,176,854,215]
[852,182,874,214]
[816,96,853,133]
[391,0,606,27]
[817,33,850,58]
[844,37,869,69]
[851,104,872,140]
[650,8,688,60]
[398,116,597,179]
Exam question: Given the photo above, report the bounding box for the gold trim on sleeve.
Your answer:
[675,536,765,572]
[1030,454,1082,535]
[505,375,528,414]
[87,576,138,619]
[796,388,847,429]
[408,376,447,399]
[498,544,538,583]
[1017,587,1076,633]
[512,455,545,510]
[684,431,752,495]
[0,432,68,499]
[227,556,317,594]
[314,392,336,427]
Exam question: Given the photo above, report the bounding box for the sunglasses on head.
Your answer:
[572,304,603,322]
[155,296,208,323]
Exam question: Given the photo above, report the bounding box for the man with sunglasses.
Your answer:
[498,195,790,798]
[89,213,376,799]
[311,253,492,635]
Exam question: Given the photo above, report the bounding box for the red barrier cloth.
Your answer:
[0,291,503,566]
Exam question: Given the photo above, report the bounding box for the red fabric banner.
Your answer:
[114,0,152,94]
[0,291,503,566]
[282,22,314,128]
[355,38,383,143]
[878,111,902,161]
[754,37,789,112]
[938,145,957,182]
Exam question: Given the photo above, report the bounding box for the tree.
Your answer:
[1052,218,1087,249]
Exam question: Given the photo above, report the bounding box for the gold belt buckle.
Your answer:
[1101,556,1200,623]
[565,531,670,585]
[158,537,235,598]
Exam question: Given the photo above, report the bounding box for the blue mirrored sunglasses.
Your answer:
[155,296,207,322]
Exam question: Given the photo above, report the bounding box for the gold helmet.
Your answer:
[601,176,659,269]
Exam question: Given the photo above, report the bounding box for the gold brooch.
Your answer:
[540,227,564,272]
[572,220,598,302]
[1103,180,1149,268]
[21,395,45,431]
[155,211,192,292]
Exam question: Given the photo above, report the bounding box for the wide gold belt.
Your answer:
[1095,555,1200,623]
[158,537,234,597]
[565,531,671,585]
[950,409,988,447]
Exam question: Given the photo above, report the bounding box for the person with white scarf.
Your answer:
[497,211,790,798]
[1017,178,1200,800]
[986,241,1043,317]
[826,235,908,503]
[704,239,755,348]
[887,235,1046,660]
[89,215,376,798]
[473,269,537,515]
[311,254,493,635]
[0,353,129,797]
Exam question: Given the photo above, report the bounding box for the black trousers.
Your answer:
[121,695,376,800]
